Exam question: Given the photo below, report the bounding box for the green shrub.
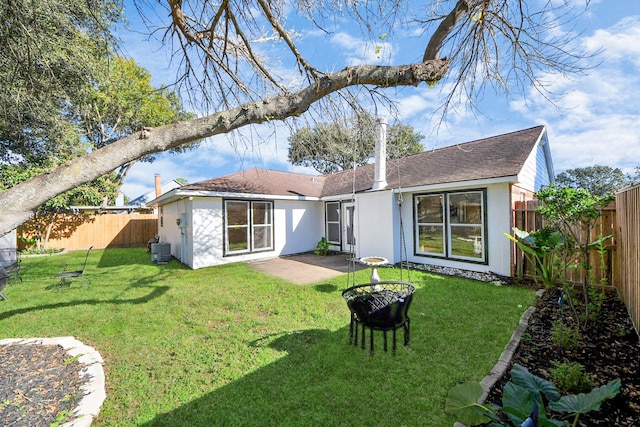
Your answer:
[551,361,594,394]
[314,237,330,256]
[505,226,564,289]
[551,319,581,351]
[20,247,64,255]
[18,235,38,250]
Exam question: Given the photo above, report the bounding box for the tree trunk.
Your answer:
[42,213,57,250]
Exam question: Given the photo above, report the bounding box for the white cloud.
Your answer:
[509,14,640,174]
[120,119,308,198]
[396,94,433,119]
[585,17,640,65]
[330,32,394,65]
[547,118,640,174]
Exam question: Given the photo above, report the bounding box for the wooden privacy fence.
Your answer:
[615,185,640,333]
[511,200,617,288]
[18,213,158,250]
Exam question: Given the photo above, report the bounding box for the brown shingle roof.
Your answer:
[182,168,326,197]
[321,125,545,196]
[181,126,545,198]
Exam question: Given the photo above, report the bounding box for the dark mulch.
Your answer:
[486,289,640,426]
[0,344,86,427]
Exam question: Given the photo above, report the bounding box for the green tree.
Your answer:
[0,0,121,166]
[0,3,190,204]
[0,163,118,249]
[628,166,640,185]
[387,123,426,159]
[555,165,630,197]
[536,184,612,326]
[288,112,424,174]
[79,56,195,194]
[0,1,596,234]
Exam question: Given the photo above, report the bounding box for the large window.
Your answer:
[225,200,273,255]
[414,190,486,263]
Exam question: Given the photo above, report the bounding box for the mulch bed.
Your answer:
[0,344,86,427]
[486,289,640,426]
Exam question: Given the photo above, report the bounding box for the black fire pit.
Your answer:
[342,281,415,355]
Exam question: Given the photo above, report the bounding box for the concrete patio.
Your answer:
[247,252,367,285]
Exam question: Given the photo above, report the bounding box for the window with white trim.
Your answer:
[414,190,486,263]
[225,200,273,255]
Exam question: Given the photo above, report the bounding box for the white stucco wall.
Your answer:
[161,197,324,269]
[157,198,192,267]
[486,184,513,276]
[190,197,223,269]
[158,181,515,276]
[277,200,324,255]
[355,191,396,263]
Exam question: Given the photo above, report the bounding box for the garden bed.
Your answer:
[486,289,640,426]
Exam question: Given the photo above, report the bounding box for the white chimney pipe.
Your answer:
[371,117,388,191]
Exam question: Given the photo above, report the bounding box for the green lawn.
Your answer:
[0,248,535,426]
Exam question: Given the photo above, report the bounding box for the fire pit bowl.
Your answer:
[342,281,415,355]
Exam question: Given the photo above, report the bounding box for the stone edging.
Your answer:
[0,336,106,427]
[454,289,544,427]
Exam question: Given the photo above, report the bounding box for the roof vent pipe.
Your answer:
[371,117,388,191]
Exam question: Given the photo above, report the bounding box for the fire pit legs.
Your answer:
[349,318,409,355]
[342,281,415,356]
[404,318,410,346]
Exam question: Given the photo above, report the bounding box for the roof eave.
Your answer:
[148,189,321,206]
[538,128,555,184]
[392,176,520,194]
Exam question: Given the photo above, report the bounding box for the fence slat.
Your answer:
[616,186,640,333]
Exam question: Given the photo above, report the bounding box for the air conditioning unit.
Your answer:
[150,243,171,264]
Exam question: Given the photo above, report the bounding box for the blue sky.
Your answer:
[117,0,640,199]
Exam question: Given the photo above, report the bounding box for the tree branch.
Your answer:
[256,0,320,80]
[226,6,286,92]
[424,0,471,61]
[0,60,447,233]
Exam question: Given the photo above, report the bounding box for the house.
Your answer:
[128,175,183,208]
[149,124,554,276]
[67,176,181,214]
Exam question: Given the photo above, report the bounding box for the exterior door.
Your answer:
[342,202,356,253]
